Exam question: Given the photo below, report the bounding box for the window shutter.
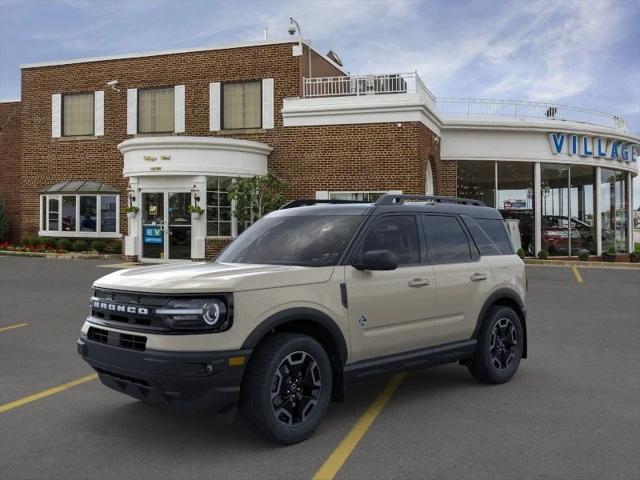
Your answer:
[262,78,274,129]
[174,85,185,133]
[209,82,221,131]
[127,88,137,135]
[94,91,104,136]
[51,94,62,138]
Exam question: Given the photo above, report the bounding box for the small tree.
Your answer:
[227,173,287,226]
[0,197,9,242]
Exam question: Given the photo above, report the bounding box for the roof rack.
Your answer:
[279,199,371,209]
[375,194,486,207]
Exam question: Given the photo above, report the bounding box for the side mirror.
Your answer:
[353,249,398,271]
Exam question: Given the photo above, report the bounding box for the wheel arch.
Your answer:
[473,289,528,358]
[241,307,348,401]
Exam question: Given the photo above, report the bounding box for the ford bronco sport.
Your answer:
[78,194,527,444]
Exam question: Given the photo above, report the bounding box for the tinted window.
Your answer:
[423,215,472,264]
[360,215,420,266]
[216,215,362,267]
[476,219,513,254]
[463,217,500,256]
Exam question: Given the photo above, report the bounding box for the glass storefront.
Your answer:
[457,161,495,208]
[458,160,612,256]
[601,169,629,253]
[497,162,535,255]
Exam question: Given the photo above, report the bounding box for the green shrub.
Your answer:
[21,237,38,247]
[537,249,549,260]
[37,237,57,249]
[71,239,88,252]
[90,240,106,252]
[0,197,9,242]
[577,249,590,261]
[107,239,122,254]
[606,245,616,254]
[516,248,525,259]
[57,238,73,251]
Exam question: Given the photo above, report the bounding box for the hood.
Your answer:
[93,262,335,294]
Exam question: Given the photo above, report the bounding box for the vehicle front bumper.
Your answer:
[77,337,252,416]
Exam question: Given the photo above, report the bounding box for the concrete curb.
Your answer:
[0,250,120,260]
[524,259,640,269]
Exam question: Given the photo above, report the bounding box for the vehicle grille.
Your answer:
[90,289,169,332]
[87,326,147,352]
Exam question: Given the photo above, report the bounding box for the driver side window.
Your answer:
[360,215,420,266]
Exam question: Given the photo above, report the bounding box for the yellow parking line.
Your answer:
[0,322,28,333]
[571,266,584,283]
[0,373,97,414]
[312,372,406,480]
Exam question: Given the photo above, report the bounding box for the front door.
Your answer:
[345,214,437,363]
[141,192,191,261]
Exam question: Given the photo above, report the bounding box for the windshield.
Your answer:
[216,215,363,267]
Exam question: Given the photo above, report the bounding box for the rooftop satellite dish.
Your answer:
[326,50,343,67]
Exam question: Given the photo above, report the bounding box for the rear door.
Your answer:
[345,214,437,362]
[422,214,492,345]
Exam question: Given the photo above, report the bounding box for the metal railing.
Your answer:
[303,72,436,106]
[301,74,628,131]
[435,97,628,131]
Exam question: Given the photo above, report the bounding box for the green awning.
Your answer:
[41,180,120,194]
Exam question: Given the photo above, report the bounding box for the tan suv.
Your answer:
[77,194,527,444]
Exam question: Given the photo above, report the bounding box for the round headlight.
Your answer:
[203,301,224,326]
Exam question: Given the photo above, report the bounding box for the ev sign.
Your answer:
[548,132,638,163]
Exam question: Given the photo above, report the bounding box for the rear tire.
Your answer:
[240,333,332,445]
[468,306,523,384]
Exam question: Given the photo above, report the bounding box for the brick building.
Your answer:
[0,38,637,261]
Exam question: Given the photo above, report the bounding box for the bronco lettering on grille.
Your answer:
[92,300,149,315]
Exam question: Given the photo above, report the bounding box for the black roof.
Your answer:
[273,195,503,220]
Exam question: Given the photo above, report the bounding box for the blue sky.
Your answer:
[1,0,639,204]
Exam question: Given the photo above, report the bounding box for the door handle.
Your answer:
[470,272,488,281]
[408,278,431,288]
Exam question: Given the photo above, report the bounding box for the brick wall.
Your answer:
[17,42,304,243]
[0,101,21,242]
[14,41,443,260]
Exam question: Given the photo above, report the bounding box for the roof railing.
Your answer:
[279,199,370,209]
[375,194,487,207]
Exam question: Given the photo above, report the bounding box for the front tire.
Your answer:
[468,306,523,384]
[240,333,332,444]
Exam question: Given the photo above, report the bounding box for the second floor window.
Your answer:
[223,81,261,129]
[63,92,94,136]
[138,87,175,133]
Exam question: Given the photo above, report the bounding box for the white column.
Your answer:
[190,176,207,260]
[534,162,542,256]
[628,172,633,253]
[124,177,140,258]
[595,166,602,256]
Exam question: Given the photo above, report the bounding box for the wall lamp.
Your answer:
[126,186,136,205]
[191,184,201,204]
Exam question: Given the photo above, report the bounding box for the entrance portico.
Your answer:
[118,136,271,262]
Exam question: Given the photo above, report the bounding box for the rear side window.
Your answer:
[476,218,514,255]
[422,215,472,264]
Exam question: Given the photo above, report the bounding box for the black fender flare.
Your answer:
[241,307,349,365]
[474,288,528,358]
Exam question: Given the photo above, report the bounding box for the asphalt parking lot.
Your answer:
[1,256,639,480]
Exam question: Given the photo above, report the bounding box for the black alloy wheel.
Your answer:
[271,351,322,426]
[490,317,518,370]
[240,333,332,444]
[468,305,523,384]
